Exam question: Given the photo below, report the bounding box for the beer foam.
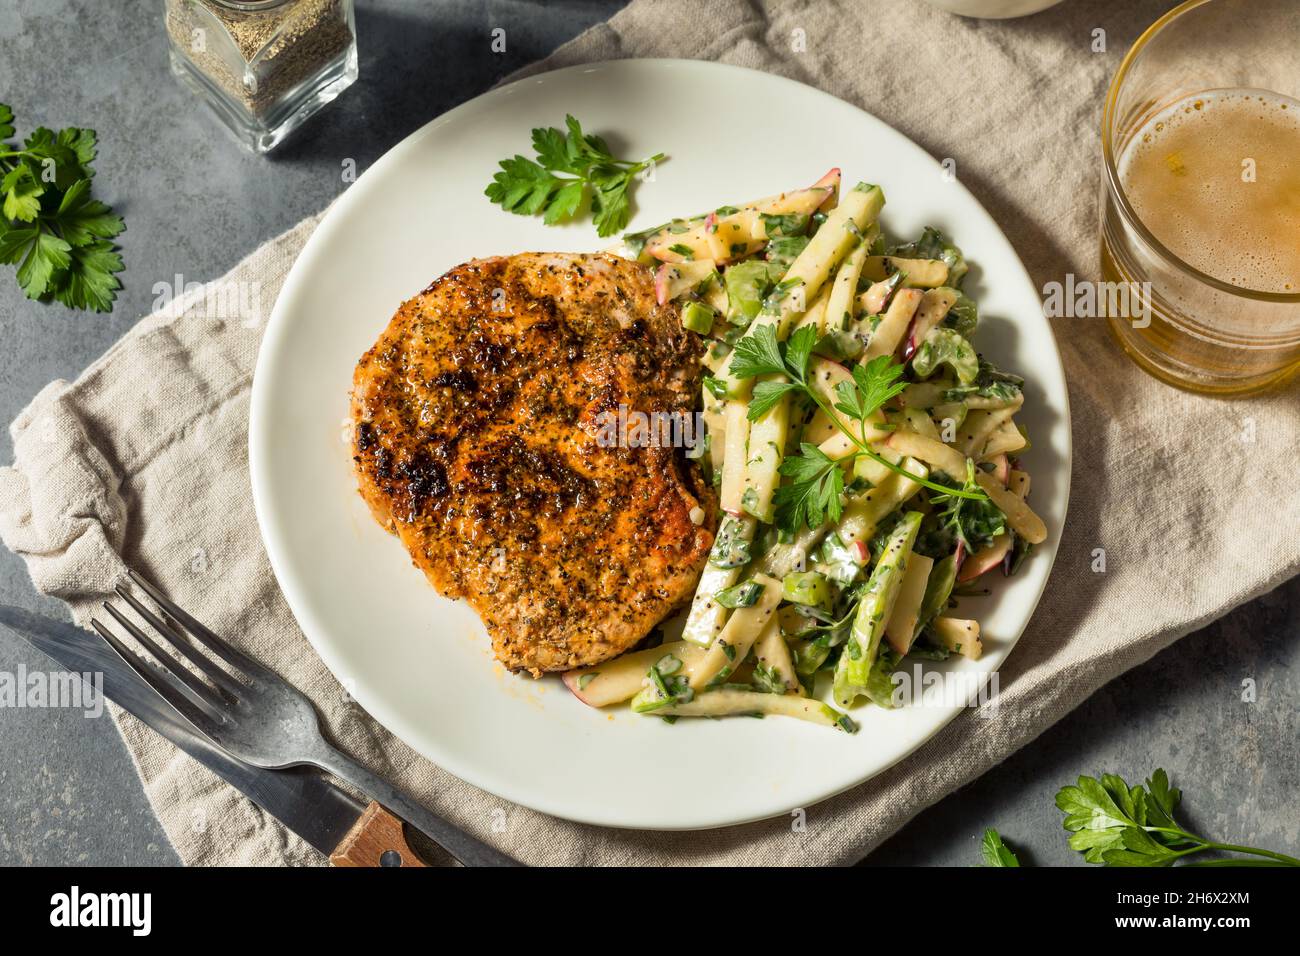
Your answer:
[1119,89,1300,294]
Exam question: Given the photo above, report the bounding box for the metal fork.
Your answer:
[92,569,519,867]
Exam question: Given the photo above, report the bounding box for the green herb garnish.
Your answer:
[484,114,664,237]
[759,212,809,238]
[751,662,786,694]
[714,579,764,609]
[727,323,985,532]
[1057,769,1300,867]
[931,459,1007,553]
[0,104,124,312]
[980,828,1021,867]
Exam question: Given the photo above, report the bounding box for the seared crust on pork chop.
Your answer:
[351,253,715,675]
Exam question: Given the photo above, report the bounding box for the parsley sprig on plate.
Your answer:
[728,323,985,533]
[0,104,124,312]
[485,114,664,238]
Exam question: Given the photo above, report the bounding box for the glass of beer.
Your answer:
[1100,0,1300,395]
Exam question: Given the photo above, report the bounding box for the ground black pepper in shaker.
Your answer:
[165,0,358,153]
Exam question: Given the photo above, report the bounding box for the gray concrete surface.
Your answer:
[0,0,1295,867]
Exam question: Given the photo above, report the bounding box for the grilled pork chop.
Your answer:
[351,252,715,675]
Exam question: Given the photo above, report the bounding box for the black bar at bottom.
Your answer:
[1,864,1293,938]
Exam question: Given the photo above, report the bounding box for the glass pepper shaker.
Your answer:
[164,0,358,154]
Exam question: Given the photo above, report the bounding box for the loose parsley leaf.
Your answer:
[760,212,810,238]
[485,114,664,237]
[942,357,1022,404]
[943,290,979,335]
[765,234,808,271]
[1056,769,1299,867]
[981,828,1021,867]
[0,104,124,312]
[891,226,968,288]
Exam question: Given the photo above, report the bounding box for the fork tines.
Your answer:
[91,569,259,728]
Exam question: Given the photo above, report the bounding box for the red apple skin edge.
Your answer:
[561,671,598,707]
[811,167,841,209]
[957,535,1012,582]
[654,263,672,305]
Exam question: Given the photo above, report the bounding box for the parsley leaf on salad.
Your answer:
[729,324,987,533]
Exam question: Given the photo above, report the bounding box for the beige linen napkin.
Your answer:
[2,0,1297,866]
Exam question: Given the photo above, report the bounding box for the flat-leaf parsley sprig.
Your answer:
[0,103,124,312]
[1057,769,1300,867]
[485,114,664,238]
[980,828,1021,867]
[728,323,986,532]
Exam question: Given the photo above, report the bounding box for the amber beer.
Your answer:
[1100,0,1300,394]
[1121,91,1300,294]
[1104,89,1300,391]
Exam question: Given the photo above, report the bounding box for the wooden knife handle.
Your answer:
[330,801,429,867]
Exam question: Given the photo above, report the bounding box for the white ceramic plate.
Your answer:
[250,59,1070,830]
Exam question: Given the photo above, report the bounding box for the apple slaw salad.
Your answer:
[563,170,1047,732]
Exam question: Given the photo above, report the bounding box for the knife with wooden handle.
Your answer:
[0,603,441,867]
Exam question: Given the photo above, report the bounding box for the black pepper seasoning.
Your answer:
[164,0,358,153]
